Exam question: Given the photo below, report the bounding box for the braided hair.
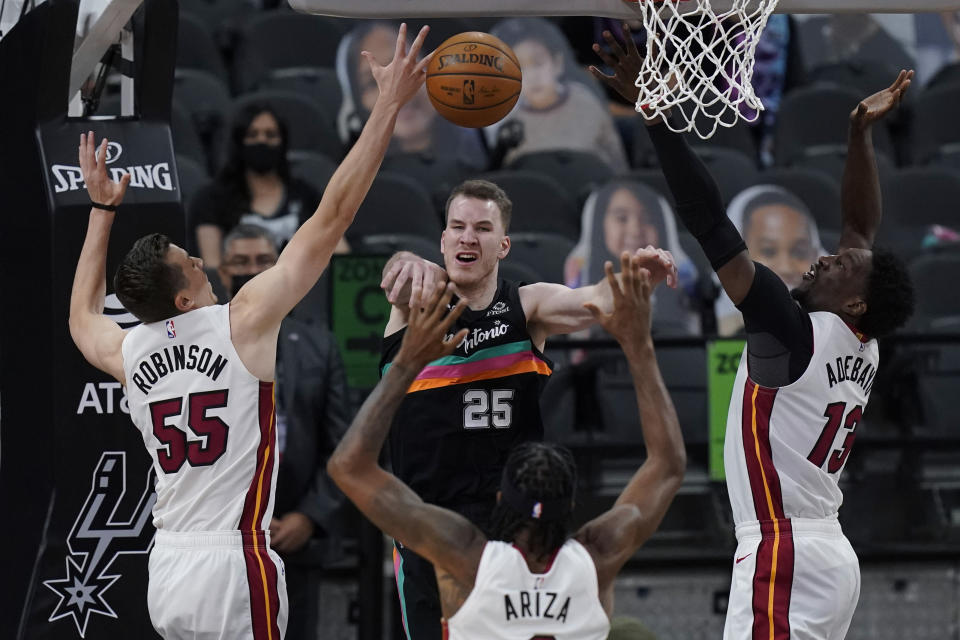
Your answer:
[488,442,578,561]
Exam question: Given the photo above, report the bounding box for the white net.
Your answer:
[628,0,780,139]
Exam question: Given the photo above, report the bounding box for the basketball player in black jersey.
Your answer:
[379,179,678,638]
[332,254,685,639]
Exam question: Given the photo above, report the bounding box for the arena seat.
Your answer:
[507,150,617,210]
[774,84,894,166]
[175,12,229,85]
[288,150,337,196]
[347,171,441,244]
[502,232,576,285]
[232,11,347,92]
[480,170,580,241]
[911,83,960,166]
[173,69,231,171]
[762,167,843,232]
[256,67,345,126]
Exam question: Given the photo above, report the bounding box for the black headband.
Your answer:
[500,472,572,522]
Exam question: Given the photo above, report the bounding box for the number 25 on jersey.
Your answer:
[463,389,514,429]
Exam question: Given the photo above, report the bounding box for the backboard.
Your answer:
[290,0,960,18]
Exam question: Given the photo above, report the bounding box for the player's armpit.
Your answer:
[68,313,127,384]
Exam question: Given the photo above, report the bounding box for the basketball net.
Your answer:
[627,0,780,139]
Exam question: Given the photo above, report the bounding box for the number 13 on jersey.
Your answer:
[463,389,514,429]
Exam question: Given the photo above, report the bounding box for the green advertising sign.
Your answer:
[707,339,745,481]
[329,254,392,389]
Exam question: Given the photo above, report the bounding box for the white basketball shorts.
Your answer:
[723,516,860,640]
[148,530,288,640]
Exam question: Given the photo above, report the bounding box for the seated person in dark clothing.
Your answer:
[191,103,348,268]
[219,223,352,640]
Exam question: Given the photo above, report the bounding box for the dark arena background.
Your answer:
[2,0,960,638]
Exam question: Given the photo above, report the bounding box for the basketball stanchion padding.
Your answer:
[426,31,521,128]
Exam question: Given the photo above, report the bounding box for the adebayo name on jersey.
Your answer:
[131,344,229,393]
[825,354,876,393]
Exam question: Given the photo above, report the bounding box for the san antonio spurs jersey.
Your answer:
[444,540,610,640]
[122,304,278,532]
[725,311,879,525]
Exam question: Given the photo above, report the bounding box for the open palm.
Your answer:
[850,69,913,130]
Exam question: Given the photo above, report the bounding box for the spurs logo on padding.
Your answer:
[43,452,156,638]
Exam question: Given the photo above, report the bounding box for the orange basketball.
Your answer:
[426,32,522,128]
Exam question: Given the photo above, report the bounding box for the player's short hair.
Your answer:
[114,233,186,324]
[859,247,914,338]
[488,442,577,559]
[222,223,279,257]
[445,179,513,233]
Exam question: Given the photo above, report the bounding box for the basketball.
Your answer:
[426,31,522,128]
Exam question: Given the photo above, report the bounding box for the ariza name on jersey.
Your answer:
[824,354,876,393]
[503,590,571,623]
[130,344,229,393]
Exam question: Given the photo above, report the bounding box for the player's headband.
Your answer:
[499,473,572,522]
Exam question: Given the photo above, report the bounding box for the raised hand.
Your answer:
[79,132,130,208]
[364,23,434,110]
[851,69,913,131]
[633,245,678,289]
[395,282,469,371]
[583,251,653,347]
[589,22,644,104]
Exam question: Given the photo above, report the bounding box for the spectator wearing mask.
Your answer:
[191,103,347,268]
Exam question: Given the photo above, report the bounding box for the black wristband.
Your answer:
[90,201,118,212]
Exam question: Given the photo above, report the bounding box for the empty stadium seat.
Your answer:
[807,60,904,97]
[480,170,580,241]
[789,148,895,186]
[503,232,576,285]
[232,90,343,160]
[774,84,894,166]
[233,11,347,92]
[256,67,344,126]
[357,234,443,265]
[347,171,441,244]
[176,12,229,84]
[880,168,960,258]
[380,152,472,214]
[288,150,337,196]
[909,252,960,332]
[695,147,760,206]
[507,150,617,210]
[171,99,209,168]
[173,69,231,171]
[911,83,960,166]
[762,167,843,232]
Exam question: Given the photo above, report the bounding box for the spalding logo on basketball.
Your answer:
[426,32,521,128]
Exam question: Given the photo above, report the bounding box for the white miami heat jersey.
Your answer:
[444,539,610,640]
[725,311,879,525]
[122,304,277,532]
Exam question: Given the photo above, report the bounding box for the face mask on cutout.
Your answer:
[242,143,284,174]
[230,273,256,298]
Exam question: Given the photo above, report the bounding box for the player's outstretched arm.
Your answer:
[519,245,677,347]
[69,133,131,384]
[591,22,756,304]
[839,70,913,251]
[231,24,434,337]
[328,284,485,585]
[574,253,685,594]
